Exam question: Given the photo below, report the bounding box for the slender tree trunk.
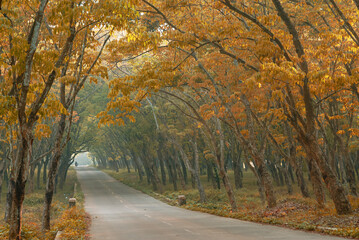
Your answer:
[339,145,357,196]
[207,162,217,189]
[288,165,295,183]
[36,162,42,189]
[4,182,12,222]
[142,158,152,185]
[123,156,131,173]
[132,155,143,182]
[307,159,326,208]
[284,122,309,197]
[150,157,162,193]
[246,157,265,204]
[193,160,206,203]
[174,151,186,190]
[28,164,36,193]
[277,165,285,186]
[256,158,276,208]
[213,163,221,189]
[0,160,7,203]
[180,157,188,184]
[268,161,280,186]
[42,114,66,230]
[295,159,310,198]
[355,151,359,177]
[43,157,49,185]
[159,155,166,185]
[165,155,177,191]
[176,136,207,203]
[59,162,71,190]
[232,147,243,189]
[302,136,351,214]
[283,161,293,195]
[216,118,237,211]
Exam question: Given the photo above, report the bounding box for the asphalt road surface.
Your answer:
[76,166,345,240]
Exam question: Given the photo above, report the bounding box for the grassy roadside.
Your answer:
[102,168,359,239]
[0,167,90,239]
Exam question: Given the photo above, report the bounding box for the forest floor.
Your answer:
[103,168,359,239]
[0,168,90,239]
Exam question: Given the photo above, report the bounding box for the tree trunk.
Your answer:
[160,158,166,186]
[123,156,131,173]
[277,165,285,186]
[165,156,177,191]
[28,164,36,193]
[302,136,351,214]
[179,157,188,184]
[4,183,11,222]
[132,155,143,182]
[355,151,359,177]
[59,162,71,190]
[216,118,237,211]
[283,161,293,195]
[9,131,32,239]
[42,157,49,185]
[268,161,280,186]
[295,159,310,198]
[174,151,186,190]
[157,150,166,185]
[256,158,276,208]
[213,163,221,189]
[0,160,8,203]
[340,145,357,196]
[307,159,326,208]
[245,157,265,204]
[193,151,206,203]
[36,162,42,189]
[232,148,243,189]
[149,157,162,193]
[176,136,207,203]
[284,122,309,197]
[142,159,152,185]
[207,162,217,189]
[42,114,66,230]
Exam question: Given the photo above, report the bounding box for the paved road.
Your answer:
[76,166,345,240]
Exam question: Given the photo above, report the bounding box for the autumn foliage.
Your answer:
[97,0,359,217]
[1,0,359,238]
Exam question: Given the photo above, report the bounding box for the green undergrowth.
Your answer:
[103,168,359,239]
[0,167,89,239]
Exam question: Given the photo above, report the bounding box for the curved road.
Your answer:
[76,166,345,240]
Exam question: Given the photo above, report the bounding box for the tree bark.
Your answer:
[272,0,351,214]
[174,151,186,190]
[165,155,177,191]
[132,154,144,182]
[42,114,66,230]
[27,164,36,193]
[58,161,71,190]
[256,157,276,208]
[232,146,243,189]
[8,129,33,239]
[283,161,293,195]
[158,151,166,185]
[174,134,206,202]
[295,159,310,198]
[0,160,8,203]
[36,161,42,189]
[42,156,49,185]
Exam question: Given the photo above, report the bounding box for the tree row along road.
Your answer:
[76,167,345,240]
